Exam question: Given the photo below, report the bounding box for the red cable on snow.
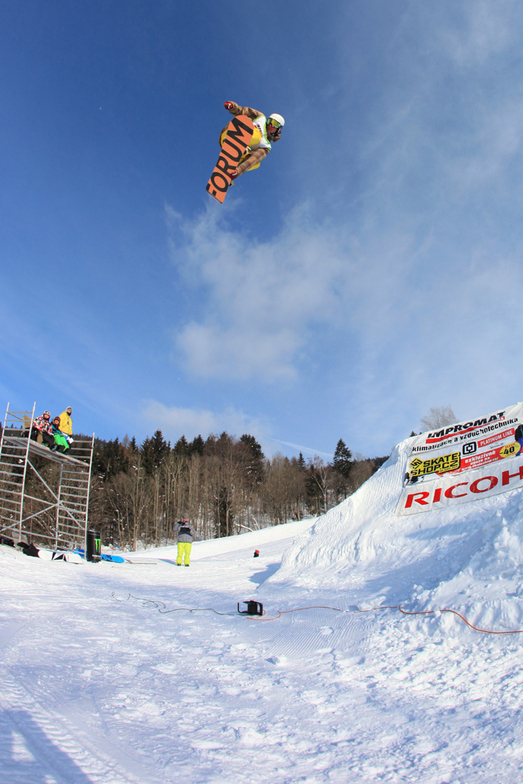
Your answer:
[114,593,523,635]
[399,604,523,635]
[250,603,523,635]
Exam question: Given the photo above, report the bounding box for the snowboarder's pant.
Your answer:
[31,428,54,449]
[54,434,69,452]
[177,542,192,565]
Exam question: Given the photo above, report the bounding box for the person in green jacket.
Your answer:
[51,417,70,454]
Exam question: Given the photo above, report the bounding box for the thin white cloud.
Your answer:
[141,399,274,452]
[267,437,334,461]
[142,400,218,439]
[443,99,523,191]
[166,203,357,381]
[177,322,299,380]
[438,0,520,67]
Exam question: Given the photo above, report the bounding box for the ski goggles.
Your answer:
[267,118,282,130]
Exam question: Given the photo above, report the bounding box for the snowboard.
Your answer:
[37,548,85,564]
[101,553,125,563]
[74,548,125,564]
[206,114,255,203]
[121,556,158,564]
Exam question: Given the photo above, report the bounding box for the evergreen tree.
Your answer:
[305,457,328,515]
[93,438,129,482]
[333,439,352,479]
[332,439,353,501]
[141,430,169,475]
[238,434,265,488]
[173,435,189,457]
[189,434,205,456]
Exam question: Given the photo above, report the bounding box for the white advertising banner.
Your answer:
[397,402,523,515]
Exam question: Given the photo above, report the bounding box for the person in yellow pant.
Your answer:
[177,542,192,566]
[174,518,195,567]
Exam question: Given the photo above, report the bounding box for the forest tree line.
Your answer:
[87,431,389,549]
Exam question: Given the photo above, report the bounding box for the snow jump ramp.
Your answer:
[268,401,523,635]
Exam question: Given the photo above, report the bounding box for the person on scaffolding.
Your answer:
[51,416,70,454]
[59,406,73,436]
[31,410,55,450]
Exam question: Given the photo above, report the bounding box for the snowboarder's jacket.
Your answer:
[59,410,73,435]
[224,101,274,177]
[174,521,196,543]
[33,415,53,434]
[51,421,69,452]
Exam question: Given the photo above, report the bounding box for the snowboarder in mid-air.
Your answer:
[222,101,285,180]
[206,101,285,202]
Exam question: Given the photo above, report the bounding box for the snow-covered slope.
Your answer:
[270,436,523,634]
[3,412,523,782]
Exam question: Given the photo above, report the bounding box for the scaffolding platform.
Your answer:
[0,403,95,550]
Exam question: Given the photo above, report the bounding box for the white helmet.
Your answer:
[267,113,285,140]
[268,113,285,128]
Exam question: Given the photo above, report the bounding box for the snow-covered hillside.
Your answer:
[274,435,523,634]
[3,411,523,782]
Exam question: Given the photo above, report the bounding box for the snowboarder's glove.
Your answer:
[230,170,238,180]
[224,102,234,110]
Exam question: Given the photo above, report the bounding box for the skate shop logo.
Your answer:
[408,451,461,479]
[462,441,477,456]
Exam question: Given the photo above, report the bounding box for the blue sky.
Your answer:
[2,0,523,459]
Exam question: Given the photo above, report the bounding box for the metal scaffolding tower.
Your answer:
[0,403,95,550]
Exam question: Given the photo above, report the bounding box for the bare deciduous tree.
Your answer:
[262,454,305,524]
[420,405,457,432]
[87,430,388,548]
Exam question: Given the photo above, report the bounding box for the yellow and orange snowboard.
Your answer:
[206,115,255,203]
